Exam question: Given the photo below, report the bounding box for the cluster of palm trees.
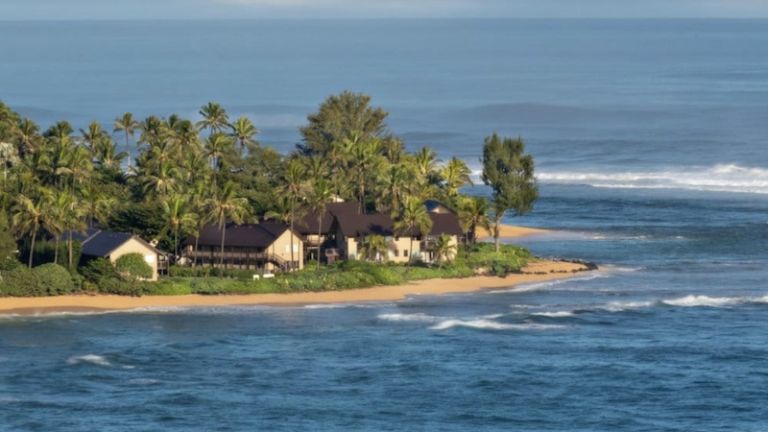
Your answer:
[0,92,493,272]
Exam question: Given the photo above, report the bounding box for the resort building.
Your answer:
[330,204,464,264]
[80,230,167,281]
[294,201,359,264]
[183,221,304,272]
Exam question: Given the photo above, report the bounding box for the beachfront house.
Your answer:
[328,202,464,264]
[80,230,167,281]
[183,221,304,272]
[294,201,358,265]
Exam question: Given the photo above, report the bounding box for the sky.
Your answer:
[2,0,768,20]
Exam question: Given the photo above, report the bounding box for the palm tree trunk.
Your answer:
[408,236,413,267]
[494,214,502,253]
[68,230,73,269]
[194,235,200,267]
[316,215,323,271]
[54,236,60,265]
[219,225,226,269]
[289,205,295,269]
[28,228,37,268]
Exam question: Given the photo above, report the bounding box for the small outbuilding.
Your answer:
[80,230,167,281]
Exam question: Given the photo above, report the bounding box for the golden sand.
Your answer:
[476,224,550,239]
[0,260,590,316]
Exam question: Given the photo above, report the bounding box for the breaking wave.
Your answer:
[67,354,111,367]
[531,311,576,318]
[378,313,441,323]
[536,164,768,194]
[430,319,566,331]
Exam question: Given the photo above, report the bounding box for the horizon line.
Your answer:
[2,17,768,22]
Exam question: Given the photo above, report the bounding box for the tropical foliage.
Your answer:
[0,92,538,296]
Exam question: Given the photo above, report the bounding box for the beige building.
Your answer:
[80,230,167,281]
[184,221,304,272]
[331,205,464,264]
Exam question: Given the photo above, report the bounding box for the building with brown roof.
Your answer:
[183,221,304,272]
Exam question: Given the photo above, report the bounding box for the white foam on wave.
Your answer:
[531,311,576,318]
[536,163,768,194]
[661,295,746,308]
[377,313,441,323]
[430,319,566,331]
[599,300,656,312]
[488,272,606,294]
[67,354,111,367]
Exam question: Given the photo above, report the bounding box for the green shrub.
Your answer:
[32,263,75,295]
[97,277,143,296]
[0,266,43,297]
[115,253,153,280]
[81,258,119,282]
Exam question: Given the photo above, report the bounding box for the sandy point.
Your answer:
[0,260,593,316]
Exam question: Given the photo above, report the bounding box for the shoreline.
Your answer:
[476,224,550,239]
[0,260,591,316]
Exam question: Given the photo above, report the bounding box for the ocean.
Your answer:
[1,19,767,431]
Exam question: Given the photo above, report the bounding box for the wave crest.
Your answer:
[67,354,111,367]
[536,163,768,194]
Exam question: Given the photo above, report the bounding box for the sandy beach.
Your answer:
[0,260,590,316]
[476,224,550,239]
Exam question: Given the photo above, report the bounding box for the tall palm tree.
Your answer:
[80,121,107,152]
[344,136,383,213]
[141,159,180,197]
[393,196,432,265]
[230,116,258,155]
[440,157,472,202]
[458,196,490,246]
[81,184,117,227]
[280,159,307,267]
[306,178,333,270]
[16,118,41,157]
[197,102,229,136]
[42,192,68,265]
[207,182,249,269]
[11,189,48,268]
[113,112,139,165]
[162,193,198,264]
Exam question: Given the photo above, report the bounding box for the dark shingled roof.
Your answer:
[332,210,464,238]
[81,231,160,257]
[296,201,360,235]
[193,222,291,248]
[428,213,464,236]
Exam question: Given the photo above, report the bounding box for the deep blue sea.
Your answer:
[1,20,767,431]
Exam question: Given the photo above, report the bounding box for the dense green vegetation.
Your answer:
[0,91,538,297]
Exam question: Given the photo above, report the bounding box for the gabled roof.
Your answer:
[428,213,464,236]
[81,231,161,257]
[333,212,398,238]
[192,222,298,248]
[333,210,464,238]
[424,200,457,215]
[295,201,360,235]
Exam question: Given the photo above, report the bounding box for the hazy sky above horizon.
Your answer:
[3,0,768,20]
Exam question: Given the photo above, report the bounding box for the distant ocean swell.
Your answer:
[534,164,768,194]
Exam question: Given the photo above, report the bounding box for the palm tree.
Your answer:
[141,160,180,197]
[80,121,107,152]
[458,196,490,246]
[429,234,456,266]
[359,234,389,262]
[16,118,41,157]
[197,102,229,135]
[11,190,48,268]
[280,159,307,267]
[306,179,333,270]
[344,135,383,213]
[42,192,68,265]
[81,184,117,227]
[114,112,139,165]
[207,182,249,269]
[393,196,432,265]
[162,193,198,265]
[440,157,472,202]
[204,132,234,179]
[230,116,258,155]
